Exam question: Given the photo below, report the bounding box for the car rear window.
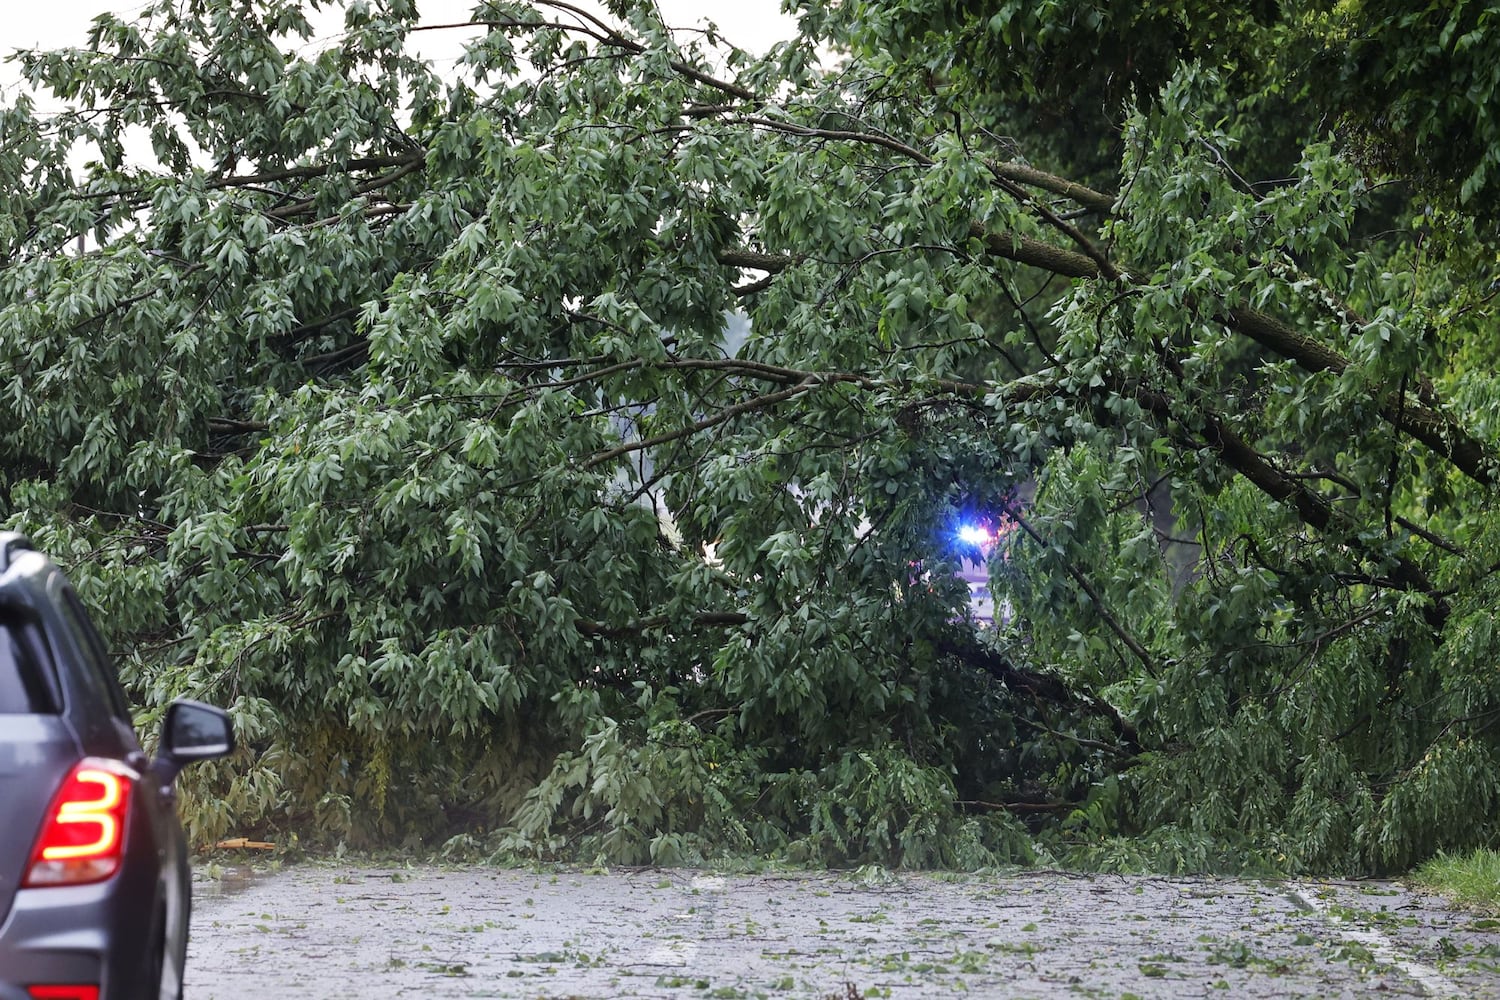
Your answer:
[57,587,132,723]
[0,618,57,714]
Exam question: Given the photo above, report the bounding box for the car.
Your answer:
[0,531,234,1000]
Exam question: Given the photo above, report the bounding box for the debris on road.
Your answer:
[188,863,1500,998]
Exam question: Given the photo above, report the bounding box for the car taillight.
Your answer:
[26,987,101,1000]
[22,758,134,888]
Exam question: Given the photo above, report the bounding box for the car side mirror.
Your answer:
[160,698,235,768]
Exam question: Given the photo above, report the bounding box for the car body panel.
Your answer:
[0,715,77,929]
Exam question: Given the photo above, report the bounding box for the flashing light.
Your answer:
[957,524,992,546]
[23,759,134,888]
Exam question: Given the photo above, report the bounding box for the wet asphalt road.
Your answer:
[184,862,1500,998]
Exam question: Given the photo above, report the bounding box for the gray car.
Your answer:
[0,532,234,1000]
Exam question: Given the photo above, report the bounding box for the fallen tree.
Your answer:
[3,0,1500,872]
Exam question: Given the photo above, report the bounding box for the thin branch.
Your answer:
[208,417,269,434]
[957,799,1074,814]
[1395,515,1464,556]
[206,153,423,191]
[266,156,425,220]
[730,115,934,165]
[1010,511,1160,678]
[269,307,360,345]
[574,610,749,637]
[733,273,775,296]
[580,378,821,470]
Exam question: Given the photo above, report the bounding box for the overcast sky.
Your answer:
[2,0,799,99]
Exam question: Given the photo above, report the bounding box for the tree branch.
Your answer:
[206,153,423,191]
[1124,380,1448,628]
[574,610,749,637]
[986,160,1116,217]
[933,630,1141,750]
[729,225,1495,485]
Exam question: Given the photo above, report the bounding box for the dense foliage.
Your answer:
[4,0,1500,873]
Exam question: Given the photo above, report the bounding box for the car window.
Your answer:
[55,588,133,724]
[0,618,58,714]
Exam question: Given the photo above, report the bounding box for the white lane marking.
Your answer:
[642,874,726,967]
[1287,882,1465,997]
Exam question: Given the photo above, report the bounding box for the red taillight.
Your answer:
[22,758,134,888]
[27,987,101,1000]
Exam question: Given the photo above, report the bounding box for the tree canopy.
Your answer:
[5,0,1500,873]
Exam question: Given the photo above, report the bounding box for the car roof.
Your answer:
[0,532,35,573]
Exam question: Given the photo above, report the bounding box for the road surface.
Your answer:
[185,862,1500,998]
